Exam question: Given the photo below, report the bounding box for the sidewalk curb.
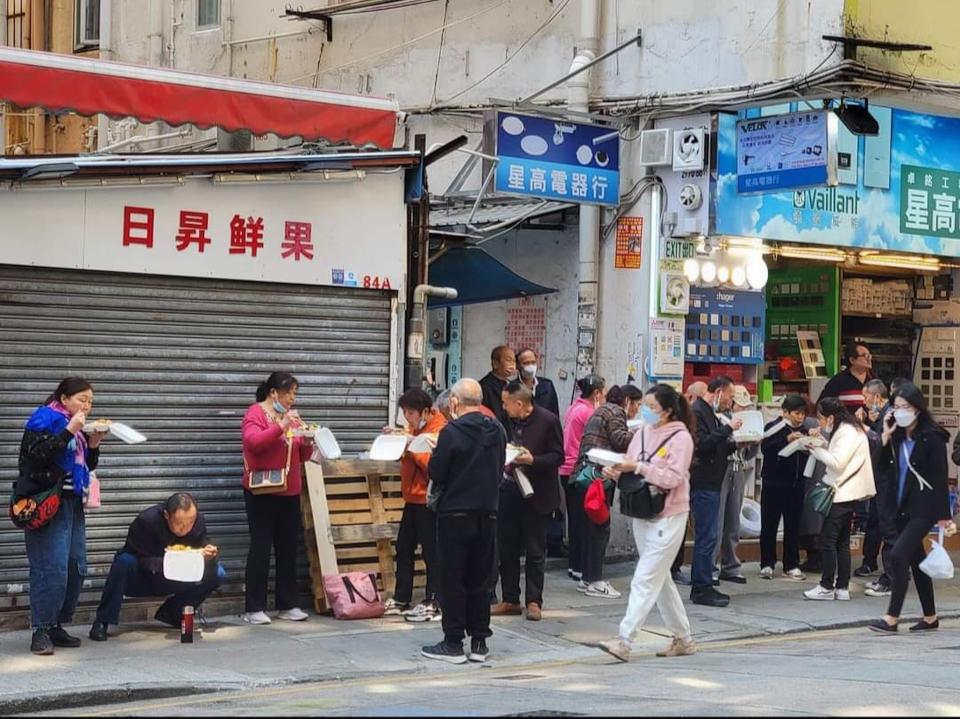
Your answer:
[6,612,958,715]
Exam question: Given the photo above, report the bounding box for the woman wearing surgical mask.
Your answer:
[869,383,954,634]
[241,372,314,626]
[803,397,876,602]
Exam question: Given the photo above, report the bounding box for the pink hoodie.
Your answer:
[624,420,694,518]
[560,397,596,476]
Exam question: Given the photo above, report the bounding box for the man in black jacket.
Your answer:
[491,381,564,622]
[516,347,560,417]
[690,376,741,607]
[479,345,517,425]
[423,378,507,665]
[89,493,224,641]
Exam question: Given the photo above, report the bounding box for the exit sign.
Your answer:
[663,239,696,259]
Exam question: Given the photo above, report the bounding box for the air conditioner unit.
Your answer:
[639,128,672,167]
[673,127,706,171]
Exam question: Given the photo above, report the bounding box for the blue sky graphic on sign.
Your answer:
[715,104,960,258]
[494,112,619,207]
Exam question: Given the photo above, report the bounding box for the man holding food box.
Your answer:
[89,493,224,641]
[382,388,447,623]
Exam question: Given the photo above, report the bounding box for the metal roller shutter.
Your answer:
[0,265,394,614]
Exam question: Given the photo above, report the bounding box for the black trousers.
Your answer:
[498,482,549,606]
[575,481,614,583]
[819,500,857,590]
[394,502,438,604]
[243,490,301,613]
[862,477,898,582]
[438,511,497,643]
[563,478,583,574]
[760,482,805,571]
[887,513,937,618]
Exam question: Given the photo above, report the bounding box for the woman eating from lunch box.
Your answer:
[241,371,314,626]
[14,377,108,655]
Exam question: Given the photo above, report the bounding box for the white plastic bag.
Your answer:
[919,528,954,580]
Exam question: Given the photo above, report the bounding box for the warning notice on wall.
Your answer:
[505,295,547,364]
[615,216,643,269]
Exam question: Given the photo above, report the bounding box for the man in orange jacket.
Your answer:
[383,388,448,622]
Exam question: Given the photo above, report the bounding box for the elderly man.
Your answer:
[422,379,506,665]
[479,345,517,425]
[685,381,707,406]
[516,347,560,417]
[89,493,224,641]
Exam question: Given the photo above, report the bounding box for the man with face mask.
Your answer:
[89,493,224,641]
[516,347,560,417]
[689,376,741,607]
[480,345,517,426]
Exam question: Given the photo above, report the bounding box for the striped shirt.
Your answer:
[818,369,870,412]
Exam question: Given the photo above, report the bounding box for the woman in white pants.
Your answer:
[598,384,696,661]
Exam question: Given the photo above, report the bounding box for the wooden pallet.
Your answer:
[300,458,425,614]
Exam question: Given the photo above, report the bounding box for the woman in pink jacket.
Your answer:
[560,375,606,581]
[597,384,697,662]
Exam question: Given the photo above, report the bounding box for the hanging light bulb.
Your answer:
[682,258,700,282]
[701,261,717,283]
[731,266,747,287]
[717,265,730,283]
[746,256,769,289]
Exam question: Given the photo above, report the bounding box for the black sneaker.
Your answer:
[30,628,54,655]
[421,640,467,664]
[853,564,877,578]
[719,573,747,585]
[89,621,109,642]
[48,625,81,648]
[867,619,898,634]
[909,618,940,632]
[690,587,730,608]
[468,638,489,662]
[154,605,181,629]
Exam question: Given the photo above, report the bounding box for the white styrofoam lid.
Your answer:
[109,422,147,444]
[586,448,627,467]
[369,433,408,461]
[163,549,204,583]
[314,427,342,459]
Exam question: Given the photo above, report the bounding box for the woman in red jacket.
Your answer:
[241,372,314,625]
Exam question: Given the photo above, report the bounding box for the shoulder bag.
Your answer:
[246,434,294,495]
[808,454,866,517]
[619,431,680,520]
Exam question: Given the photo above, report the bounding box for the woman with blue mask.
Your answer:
[15,377,108,655]
[241,372,315,626]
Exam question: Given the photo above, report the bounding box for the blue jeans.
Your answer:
[24,493,86,629]
[690,489,722,591]
[94,552,226,625]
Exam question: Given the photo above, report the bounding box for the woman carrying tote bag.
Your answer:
[596,384,696,662]
[803,397,876,602]
[869,382,953,634]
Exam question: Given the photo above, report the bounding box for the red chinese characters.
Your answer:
[229,214,265,257]
[175,211,212,253]
[281,221,314,261]
[123,206,155,247]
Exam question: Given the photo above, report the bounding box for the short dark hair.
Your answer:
[845,341,868,364]
[399,388,434,413]
[863,379,888,398]
[890,376,911,394]
[164,492,197,515]
[516,347,537,362]
[707,375,734,393]
[782,394,807,413]
[605,385,625,406]
[621,384,643,402]
[491,345,514,363]
[504,379,533,404]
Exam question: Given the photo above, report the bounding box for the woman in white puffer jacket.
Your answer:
[803,397,876,602]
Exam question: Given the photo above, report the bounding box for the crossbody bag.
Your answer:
[246,434,294,495]
[618,430,681,520]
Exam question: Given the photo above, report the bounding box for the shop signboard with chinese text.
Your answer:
[615,216,643,268]
[0,173,406,291]
[716,104,960,257]
[487,111,619,207]
[736,109,838,193]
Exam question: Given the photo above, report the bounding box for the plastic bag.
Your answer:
[919,528,954,580]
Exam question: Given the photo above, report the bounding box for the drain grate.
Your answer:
[495,674,546,681]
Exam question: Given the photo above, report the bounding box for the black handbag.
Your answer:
[617,431,680,520]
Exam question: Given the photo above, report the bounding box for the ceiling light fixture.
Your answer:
[776,245,848,263]
[858,251,941,272]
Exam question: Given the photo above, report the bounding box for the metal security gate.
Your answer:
[0,266,394,615]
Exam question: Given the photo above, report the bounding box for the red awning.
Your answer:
[0,47,399,148]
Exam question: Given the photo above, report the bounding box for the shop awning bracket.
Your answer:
[285,8,334,42]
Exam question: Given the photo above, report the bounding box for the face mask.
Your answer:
[272,400,287,415]
[640,405,661,426]
[521,364,537,377]
[894,408,917,427]
[712,397,721,412]
[417,417,427,431]
[506,372,519,382]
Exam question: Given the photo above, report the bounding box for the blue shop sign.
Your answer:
[684,288,765,365]
[492,111,619,207]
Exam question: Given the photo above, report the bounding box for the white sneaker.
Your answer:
[759,566,774,580]
[277,608,309,622]
[782,568,807,582]
[568,569,583,581]
[585,581,622,599]
[834,589,851,601]
[576,580,589,593]
[803,585,836,601]
[403,601,441,623]
[242,610,272,625]
[865,582,892,598]
[383,598,410,616]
